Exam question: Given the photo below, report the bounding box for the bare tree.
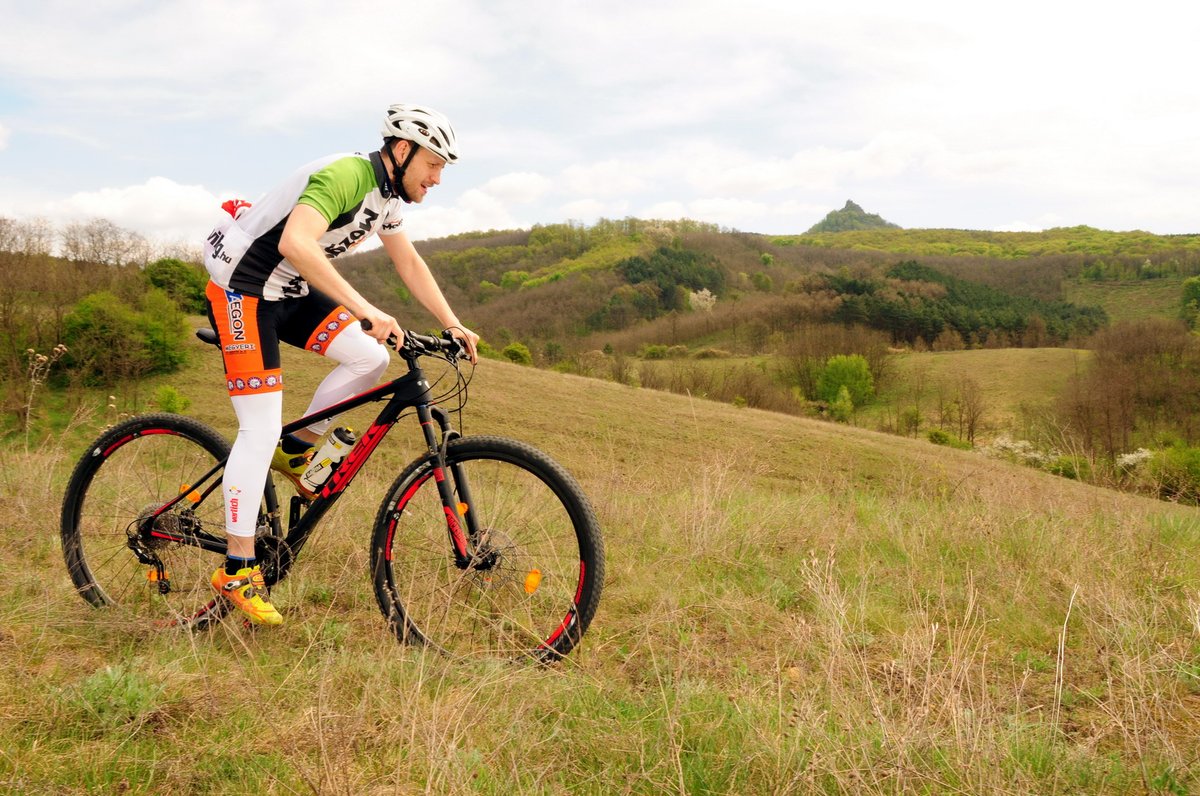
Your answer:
[958,375,986,444]
[60,219,149,266]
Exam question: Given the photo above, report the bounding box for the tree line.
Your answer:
[830,261,1108,347]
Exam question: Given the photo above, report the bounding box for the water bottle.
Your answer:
[300,427,356,492]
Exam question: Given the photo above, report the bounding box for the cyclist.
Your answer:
[202,103,480,625]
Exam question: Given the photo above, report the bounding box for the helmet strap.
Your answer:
[384,140,421,203]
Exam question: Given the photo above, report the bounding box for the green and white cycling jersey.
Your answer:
[205,152,405,300]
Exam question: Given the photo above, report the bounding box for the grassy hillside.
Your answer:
[778,225,1200,259]
[1063,276,1185,323]
[879,347,1093,427]
[3,335,1199,793]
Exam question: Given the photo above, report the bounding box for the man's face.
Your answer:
[394,142,447,203]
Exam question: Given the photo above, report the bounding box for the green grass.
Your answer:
[3,333,1200,793]
[877,347,1093,427]
[627,346,1091,439]
[1063,277,1185,324]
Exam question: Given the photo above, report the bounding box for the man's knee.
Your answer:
[347,338,390,378]
[366,342,390,377]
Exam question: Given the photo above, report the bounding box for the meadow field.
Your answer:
[2,335,1199,794]
[1063,278,1184,324]
[878,347,1093,431]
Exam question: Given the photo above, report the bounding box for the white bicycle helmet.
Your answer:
[381,104,460,164]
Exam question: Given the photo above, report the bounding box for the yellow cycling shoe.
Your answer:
[270,442,315,497]
[211,565,283,626]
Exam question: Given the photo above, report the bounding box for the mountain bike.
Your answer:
[59,327,605,662]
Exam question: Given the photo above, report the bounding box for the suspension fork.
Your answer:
[415,403,479,568]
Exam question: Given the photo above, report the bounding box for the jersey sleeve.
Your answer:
[296,157,372,224]
[378,203,405,236]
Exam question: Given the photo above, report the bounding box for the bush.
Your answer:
[927,429,972,450]
[816,354,874,405]
[143,257,208,313]
[1150,445,1200,504]
[829,385,854,422]
[639,344,669,360]
[153,384,191,413]
[62,289,187,385]
[501,342,533,366]
[543,341,565,364]
[476,340,499,359]
[1046,455,1091,481]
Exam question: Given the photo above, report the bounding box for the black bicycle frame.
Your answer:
[142,351,479,584]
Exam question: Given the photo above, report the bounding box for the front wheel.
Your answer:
[371,436,604,662]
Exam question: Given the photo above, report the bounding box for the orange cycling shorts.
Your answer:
[205,281,357,396]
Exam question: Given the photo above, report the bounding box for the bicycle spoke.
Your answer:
[372,436,603,661]
[61,416,237,628]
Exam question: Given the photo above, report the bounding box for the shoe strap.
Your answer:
[223,568,267,593]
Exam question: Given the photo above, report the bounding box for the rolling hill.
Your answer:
[335,219,1199,364]
[4,334,1200,792]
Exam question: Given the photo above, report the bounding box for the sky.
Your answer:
[1,1,1198,251]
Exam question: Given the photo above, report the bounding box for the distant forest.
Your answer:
[336,219,1200,357]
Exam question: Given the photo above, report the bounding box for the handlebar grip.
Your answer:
[359,319,398,348]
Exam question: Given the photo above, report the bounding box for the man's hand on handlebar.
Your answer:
[357,306,403,347]
[446,325,480,365]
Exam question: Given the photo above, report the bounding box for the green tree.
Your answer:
[143,258,208,313]
[816,354,875,406]
[1181,276,1200,329]
[829,385,854,422]
[616,246,725,313]
[750,271,773,292]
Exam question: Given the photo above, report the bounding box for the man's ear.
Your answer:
[390,139,411,160]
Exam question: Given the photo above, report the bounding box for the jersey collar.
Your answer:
[368,151,394,197]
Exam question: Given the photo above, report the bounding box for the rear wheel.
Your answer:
[60,414,278,628]
[371,436,604,662]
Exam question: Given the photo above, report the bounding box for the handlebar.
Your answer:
[360,320,467,362]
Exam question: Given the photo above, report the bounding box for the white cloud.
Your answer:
[641,201,688,220]
[404,188,521,241]
[558,198,627,223]
[479,172,552,205]
[562,160,650,198]
[41,177,225,244]
[3,1,1200,238]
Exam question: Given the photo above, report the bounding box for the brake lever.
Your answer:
[359,319,400,349]
[440,331,464,363]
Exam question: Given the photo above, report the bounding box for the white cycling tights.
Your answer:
[223,324,389,537]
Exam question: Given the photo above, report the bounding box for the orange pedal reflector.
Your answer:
[180,484,201,503]
[146,569,169,582]
[524,569,542,594]
[457,502,469,516]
